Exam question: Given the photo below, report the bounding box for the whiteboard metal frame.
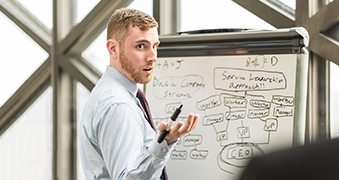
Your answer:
[158,27,309,57]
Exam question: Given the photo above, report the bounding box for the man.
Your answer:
[79,8,200,180]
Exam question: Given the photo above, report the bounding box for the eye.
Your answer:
[152,45,158,50]
[136,44,144,49]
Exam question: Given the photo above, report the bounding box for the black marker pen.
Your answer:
[157,105,183,143]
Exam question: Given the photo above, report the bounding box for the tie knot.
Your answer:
[137,89,144,100]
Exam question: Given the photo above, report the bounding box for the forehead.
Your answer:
[124,26,159,44]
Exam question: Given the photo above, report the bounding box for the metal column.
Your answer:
[308,53,330,142]
[51,0,77,179]
[296,0,332,143]
[154,0,181,35]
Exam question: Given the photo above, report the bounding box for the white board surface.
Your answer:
[146,54,298,180]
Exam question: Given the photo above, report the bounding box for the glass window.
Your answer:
[76,0,100,24]
[323,22,339,42]
[82,29,108,73]
[15,0,52,29]
[0,12,48,107]
[276,0,295,10]
[180,0,276,32]
[128,0,153,16]
[331,62,339,138]
[81,0,153,74]
[324,24,339,139]
[0,87,52,180]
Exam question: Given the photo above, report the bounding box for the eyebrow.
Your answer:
[136,39,160,46]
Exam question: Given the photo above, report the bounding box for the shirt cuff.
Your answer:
[149,134,176,159]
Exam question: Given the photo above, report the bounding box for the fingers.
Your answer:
[184,114,195,133]
[157,122,167,132]
[174,113,200,136]
[189,114,199,132]
[170,121,184,133]
[176,114,193,135]
[190,114,199,132]
[159,113,200,138]
[163,113,200,145]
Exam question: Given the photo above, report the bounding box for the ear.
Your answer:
[106,39,119,58]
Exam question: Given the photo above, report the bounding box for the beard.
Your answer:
[119,48,152,84]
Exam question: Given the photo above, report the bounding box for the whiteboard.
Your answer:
[146,54,303,179]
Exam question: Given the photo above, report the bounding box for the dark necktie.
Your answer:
[136,89,168,180]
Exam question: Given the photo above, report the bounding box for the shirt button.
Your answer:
[162,148,167,152]
[150,169,154,172]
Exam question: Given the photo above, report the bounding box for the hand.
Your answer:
[157,113,200,145]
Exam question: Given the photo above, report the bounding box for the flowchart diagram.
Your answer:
[148,55,297,179]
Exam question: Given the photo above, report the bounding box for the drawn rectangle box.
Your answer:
[216,130,228,141]
[237,127,250,138]
[203,113,224,126]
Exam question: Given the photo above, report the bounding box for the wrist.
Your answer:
[165,138,178,145]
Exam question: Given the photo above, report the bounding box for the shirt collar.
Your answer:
[104,65,138,96]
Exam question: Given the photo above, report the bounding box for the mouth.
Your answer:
[143,66,153,73]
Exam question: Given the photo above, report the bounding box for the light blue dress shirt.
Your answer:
[79,66,175,180]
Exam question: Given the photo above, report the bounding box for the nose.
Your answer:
[146,47,157,63]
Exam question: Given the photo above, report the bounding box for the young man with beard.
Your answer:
[79,8,200,180]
